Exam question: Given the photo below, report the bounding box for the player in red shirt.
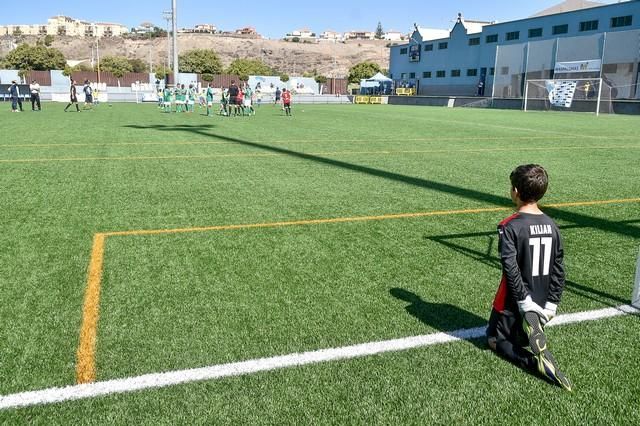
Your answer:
[282,89,292,116]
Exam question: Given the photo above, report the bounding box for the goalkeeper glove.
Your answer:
[542,302,558,324]
[517,296,548,322]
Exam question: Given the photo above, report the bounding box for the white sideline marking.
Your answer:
[1,305,637,410]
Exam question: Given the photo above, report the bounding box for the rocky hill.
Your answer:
[1,34,392,77]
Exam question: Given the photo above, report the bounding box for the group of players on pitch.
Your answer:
[160,80,293,117]
[488,164,572,391]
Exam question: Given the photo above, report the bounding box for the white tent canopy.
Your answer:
[369,72,392,82]
[361,72,392,88]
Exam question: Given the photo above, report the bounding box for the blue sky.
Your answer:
[2,1,616,39]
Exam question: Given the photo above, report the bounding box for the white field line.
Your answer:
[1,304,637,411]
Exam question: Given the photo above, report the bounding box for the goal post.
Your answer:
[523,78,613,115]
[633,247,640,308]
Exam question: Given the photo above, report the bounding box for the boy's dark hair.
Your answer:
[510,164,549,203]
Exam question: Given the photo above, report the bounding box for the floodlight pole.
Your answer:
[172,0,179,86]
[163,10,172,76]
[95,24,101,85]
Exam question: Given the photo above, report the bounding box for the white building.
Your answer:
[0,15,129,38]
[344,30,375,40]
[320,30,344,41]
[383,30,405,41]
[285,28,316,41]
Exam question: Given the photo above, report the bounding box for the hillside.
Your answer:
[1,34,392,77]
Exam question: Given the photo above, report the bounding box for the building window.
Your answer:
[611,15,632,28]
[436,70,446,78]
[486,34,498,43]
[501,67,509,75]
[423,71,432,78]
[409,72,416,79]
[438,42,448,50]
[552,24,568,35]
[401,73,408,79]
[467,68,478,77]
[451,69,461,77]
[506,31,520,41]
[468,37,480,46]
[528,28,543,38]
[424,44,433,51]
[400,48,408,55]
[579,20,599,32]
[490,67,495,76]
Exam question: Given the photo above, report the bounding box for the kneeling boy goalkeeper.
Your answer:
[487,164,572,391]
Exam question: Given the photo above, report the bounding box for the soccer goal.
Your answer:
[524,78,614,115]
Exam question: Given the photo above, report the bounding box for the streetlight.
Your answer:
[171,0,178,87]
[162,10,172,74]
[93,23,101,85]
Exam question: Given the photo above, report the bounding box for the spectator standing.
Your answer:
[9,80,23,113]
[30,80,41,111]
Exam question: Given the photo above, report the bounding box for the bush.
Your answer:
[179,49,223,74]
[201,73,214,82]
[280,74,290,82]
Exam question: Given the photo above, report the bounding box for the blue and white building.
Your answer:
[389,0,640,99]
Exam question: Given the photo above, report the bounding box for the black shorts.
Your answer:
[284,102,291,108]
[275,97,281,102]
[229,97,237,105]
[85,95,93,103]
[71,96,78,103]
[486,308,527,347]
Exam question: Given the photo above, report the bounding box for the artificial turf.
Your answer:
[0,103,639,423]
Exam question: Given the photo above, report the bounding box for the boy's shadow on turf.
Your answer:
[390,288,488,350]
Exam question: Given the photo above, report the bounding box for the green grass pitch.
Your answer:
[1,102,639,424]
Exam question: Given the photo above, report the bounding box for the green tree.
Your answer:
[155,65,172,80]
[226,58,274,77]
[178,49,223,74]
[347,61,382,84]
[3,43,66,71]
[63,63,94,76]
[315,75,328,84]
[128,58,147,73]
[44,35,55,47]
[375,22,384,39]
[280,74,290,83]
[100,56,134,77]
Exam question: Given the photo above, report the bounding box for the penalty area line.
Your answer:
[2,304,637,411]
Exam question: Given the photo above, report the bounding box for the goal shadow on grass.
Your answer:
[123,123,640,242]
[424,224,639,308]
[390,288,488,350]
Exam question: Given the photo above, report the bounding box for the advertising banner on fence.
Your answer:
[554,60,602,74]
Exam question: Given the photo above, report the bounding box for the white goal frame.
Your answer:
[523,78,612,116]
[633,247,640,308]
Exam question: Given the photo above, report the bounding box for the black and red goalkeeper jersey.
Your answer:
[492,212,565,313]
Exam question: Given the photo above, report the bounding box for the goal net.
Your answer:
[524,78,613,115]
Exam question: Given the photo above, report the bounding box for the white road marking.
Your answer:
[1,304,637,410]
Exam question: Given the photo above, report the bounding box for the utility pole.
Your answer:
[162,10,172,74]
[94,23,101,85]
[172,0,179,87]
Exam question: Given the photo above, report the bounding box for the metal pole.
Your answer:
[172,0,179,87]
[96,25,101,85]
[596,32,607,116]
[491,45,499,104]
